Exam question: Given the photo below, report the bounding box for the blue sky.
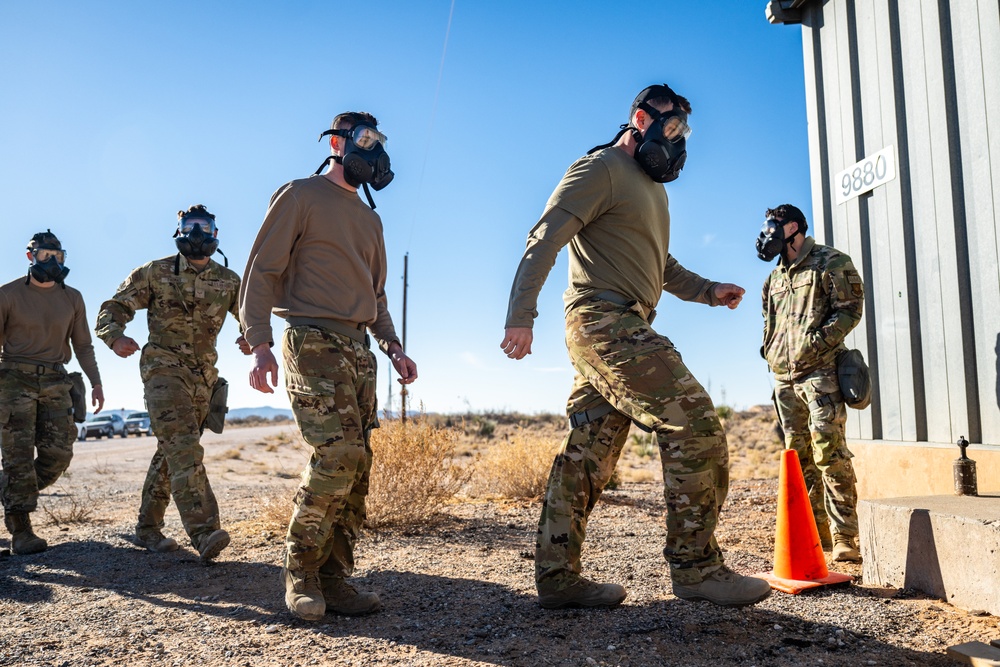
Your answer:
[0,1,810,415]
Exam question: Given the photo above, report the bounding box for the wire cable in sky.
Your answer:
[406,0,455,250]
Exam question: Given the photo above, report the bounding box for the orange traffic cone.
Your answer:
[757,449,852,594]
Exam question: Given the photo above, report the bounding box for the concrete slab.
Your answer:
[859,493,1000,615]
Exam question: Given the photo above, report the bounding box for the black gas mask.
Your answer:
[756,218,787,262]
[174,216,219,260]
[26,230,70,285]
[588,83,691,183]
[630,102,690,183]
[315,123,394,209]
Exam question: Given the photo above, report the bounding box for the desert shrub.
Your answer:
[716,404,734,420]
[628,432,656,458]
[474,428,562,499]
[366,418,474,529]
[40,491,98,526]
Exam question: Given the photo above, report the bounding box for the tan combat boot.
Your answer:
[322,577,382,616]
[283,568,326,621]
[672,565,772,607]
[4,512,47,555]
[816,521,833,551]
[832,535,862,563]
[135,527,179,553]
[537,575,627,609]
[196,529,230,563]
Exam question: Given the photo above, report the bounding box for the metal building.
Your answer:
[767,0,999,496]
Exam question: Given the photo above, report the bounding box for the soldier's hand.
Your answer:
[388,342,418,385]
[111,336,141,358]
[92,386,105,414]
[501,327,533,360]
[235,335,252,355]
[713,283,746,310]
[250,344,279,394]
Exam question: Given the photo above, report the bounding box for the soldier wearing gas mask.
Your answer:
[95,205,250,562]
[241,111,417,621]
[1,231,104,555]
[501,84,770,609]
[758,204,864,563]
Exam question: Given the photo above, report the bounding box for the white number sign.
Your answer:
[835,145,896,204]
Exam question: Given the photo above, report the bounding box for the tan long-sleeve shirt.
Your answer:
[0,277,102,386]
[506,147,720,328]
[240,175,399,353]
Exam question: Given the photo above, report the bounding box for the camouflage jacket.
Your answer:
[761,237,864,381]
[95,254,241,384]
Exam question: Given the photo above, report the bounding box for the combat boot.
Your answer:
[672,565,771,607]
[135,528,179,553]
[4,512,47,555]
[832,535,862,563]
[816,521,833,551]
[196,529,230,563]
[537,575,627,609]
[283,568,325,621]
[322,577,382,616]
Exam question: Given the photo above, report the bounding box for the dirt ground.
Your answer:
[2,413,998,666]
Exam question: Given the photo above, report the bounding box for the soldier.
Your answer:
[241,111,417,621]
[1,231,104,554]
[96,205,249,561]
[501,84,771,608]
[758,203,864,563]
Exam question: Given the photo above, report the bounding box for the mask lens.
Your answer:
[661,115,691,142]
[351,125,387,149]
[761,219,781,234]
[179,218,216,235]
[34,248,66,263]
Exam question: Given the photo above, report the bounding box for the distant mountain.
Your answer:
[228,406,294,421]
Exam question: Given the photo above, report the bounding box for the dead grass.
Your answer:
[365,417,474,529]
[473,428,562,500]
[222,448,242,460]
[39,491,99,526]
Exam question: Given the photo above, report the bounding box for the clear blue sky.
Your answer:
[0,1,810,416]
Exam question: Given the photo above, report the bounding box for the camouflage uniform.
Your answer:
[96,254,241,549]
[0,276,102,516]
[762,236,864,538]
[282,325,378,575]
[536,298,729,589]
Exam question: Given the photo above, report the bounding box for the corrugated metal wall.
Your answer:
[798,0,1000,446]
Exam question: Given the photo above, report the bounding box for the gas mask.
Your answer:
[756,218,788,262]
[316,123,394,209]
[26,230,70,285]
[630,102,690,183]
[174,216,219,260]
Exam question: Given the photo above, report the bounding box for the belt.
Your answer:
[0,359,67,375]
[287,317,370,346]
[593,290,656,324]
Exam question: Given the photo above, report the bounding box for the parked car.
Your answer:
[125,411,153,437]
[77,422,87,441]
[81,413,126,440]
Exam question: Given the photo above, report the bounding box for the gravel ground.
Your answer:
[1,423,997,666]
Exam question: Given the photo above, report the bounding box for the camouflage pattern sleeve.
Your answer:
[813,255,864,351]
[761,273,772,360]
[505,206,584,328]
[95,264,152,347]
[227,274,243,334]
[661,254,718,305]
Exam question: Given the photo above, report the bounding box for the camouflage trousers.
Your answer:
[137,370,220,548]
[283,325,378,575]
[0,368,76,513]
[774,366,858,538]
[536,298,730,590]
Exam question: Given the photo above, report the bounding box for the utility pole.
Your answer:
[400,253,409,424]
